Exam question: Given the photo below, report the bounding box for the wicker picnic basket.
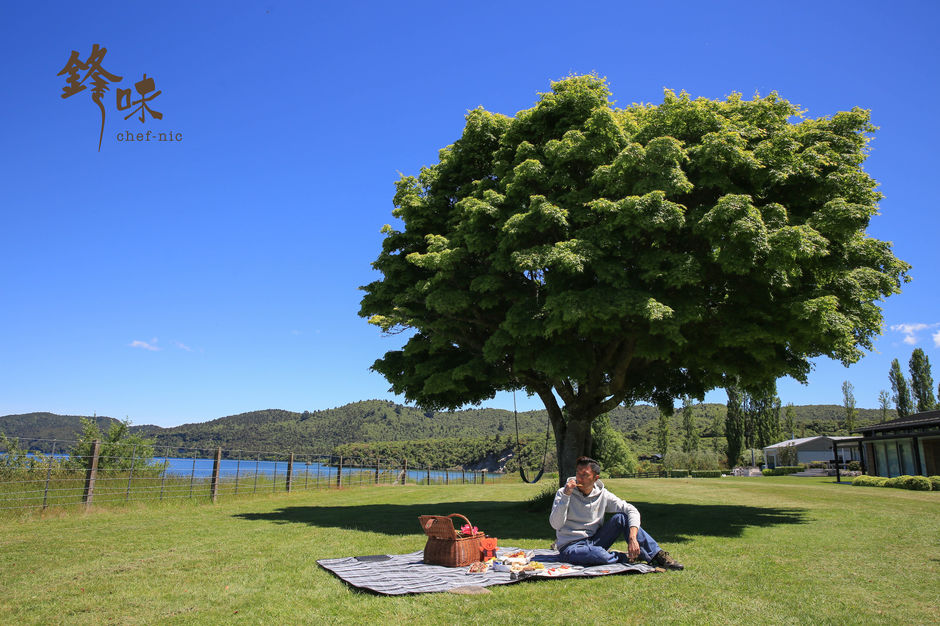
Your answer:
[418,513,485,567]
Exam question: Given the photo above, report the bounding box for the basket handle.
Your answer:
[446,513,472,528]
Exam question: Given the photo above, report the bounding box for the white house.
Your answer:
[763,436,863,468]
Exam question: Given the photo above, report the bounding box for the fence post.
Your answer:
[403,458,408,485]
[427,465,431,485]
[82,439,101,507]
[482,469,486,485]
[159,446,169,501]
[234,456,241,495]
[42,440,57,510]
[337,456,343,488]
[253,454,260,494]
[304,459,309,490]
[286,452,294,493]
[272,461,278,493]
[316,456,320,489]
[189,451,197,498]
[125,444,138,503]
[210,447,222,503]
[375,457,380,484]
[462,468,465,484]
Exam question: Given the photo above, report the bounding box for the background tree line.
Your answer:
[3,400,893,472]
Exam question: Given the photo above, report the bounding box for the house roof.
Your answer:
[764,436,821,449]
[854,409,940,433]
[763,435,862,450]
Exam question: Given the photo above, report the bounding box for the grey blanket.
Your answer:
[317,547,657,595]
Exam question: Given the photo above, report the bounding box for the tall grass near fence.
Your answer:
[0,436,507,515]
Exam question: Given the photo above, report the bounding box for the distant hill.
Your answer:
[0,412,123,451]
[1,401,897,455]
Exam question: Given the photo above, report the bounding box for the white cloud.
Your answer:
[934,330,940,348]
[173,340,193,352]
[890,322,939,346]
[129,338,160,351]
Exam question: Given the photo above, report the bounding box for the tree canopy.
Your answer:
[360,75,910,481]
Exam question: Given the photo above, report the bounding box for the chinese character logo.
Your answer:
[57,45,123,152]
[57,45,165,151]
[117,74,163,123]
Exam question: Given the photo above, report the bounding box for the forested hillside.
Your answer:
[2,400,896,456]
[0,413,123,449]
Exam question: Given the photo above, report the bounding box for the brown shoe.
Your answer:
[651,550,684,570]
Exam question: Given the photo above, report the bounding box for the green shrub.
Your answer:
[662,450,723,471]
[905,476,932,491]
[690,470,722,478]
[668,469,689,478]
[885,475,932,491]
[930,476,940,491]
[762,466,803,476]
[852,475,888,487]
[847,461,861,471]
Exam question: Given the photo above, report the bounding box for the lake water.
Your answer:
[15,452,491,483]
[159,457,487,483]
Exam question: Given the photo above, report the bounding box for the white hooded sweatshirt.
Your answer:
[549,477,641,549]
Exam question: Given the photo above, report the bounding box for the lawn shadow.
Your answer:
[234,499,808,545]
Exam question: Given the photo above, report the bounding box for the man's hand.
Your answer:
[628,529,640,560]
[563,478,577,495]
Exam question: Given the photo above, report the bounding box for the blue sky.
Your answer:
[1,1,938,427]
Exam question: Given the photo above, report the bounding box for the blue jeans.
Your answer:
[559,513,661,566]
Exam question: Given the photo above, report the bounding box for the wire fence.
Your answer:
[0,436,510,513]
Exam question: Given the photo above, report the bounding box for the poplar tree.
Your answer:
[877,389,891,422]
[681,396,699,453]
[889,358,913,418]
[746,383,779,449]
[725,386,745,466]
[783,402,796,438]
[909,348,936,412]
[656,409,671,457]
[841,380,858,432]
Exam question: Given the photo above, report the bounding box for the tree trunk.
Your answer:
[531,384,599,487]
[551,411,594,488]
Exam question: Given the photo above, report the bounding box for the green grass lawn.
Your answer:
[0,477,937,624]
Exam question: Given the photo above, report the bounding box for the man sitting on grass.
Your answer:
[550,456,684,571]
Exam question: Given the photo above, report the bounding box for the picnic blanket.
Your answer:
[316,547,657,595]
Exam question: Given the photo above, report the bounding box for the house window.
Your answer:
[898,440,916,475]
[874,442,889,477]
[886,442,901,477]
[921,437,940,475]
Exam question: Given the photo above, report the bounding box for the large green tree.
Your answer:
[360,75,909,483]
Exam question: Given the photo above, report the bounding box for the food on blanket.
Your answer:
[544,565,574,577]
[467,561,490,573]
[522,562,545,572]
[500,549,533,566]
